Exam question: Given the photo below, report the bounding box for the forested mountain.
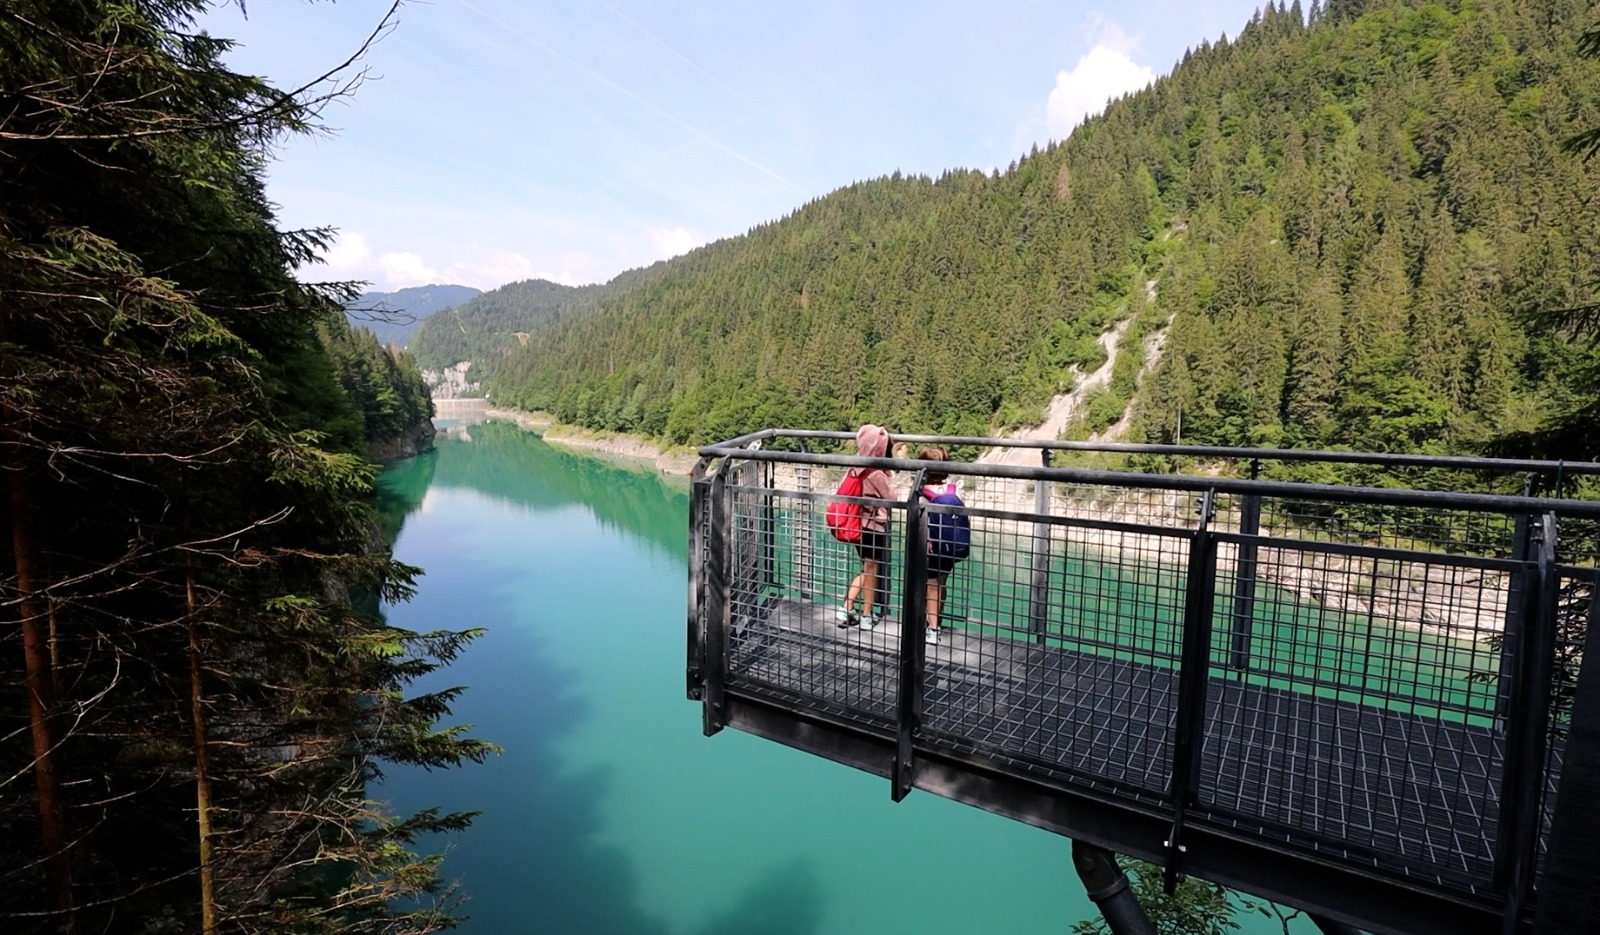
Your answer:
[490,0,1600,461]
[407,264,665,375]
[346,283,480,347]
[326,321,438,459]
[0,3,487,933]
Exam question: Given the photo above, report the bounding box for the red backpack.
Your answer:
[825,471,866,543]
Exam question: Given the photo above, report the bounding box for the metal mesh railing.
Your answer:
[1200,533,1515,886]
[689,435,1600,906]
[723,483,905,726]
[917,507,1192,803]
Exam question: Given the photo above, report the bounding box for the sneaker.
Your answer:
[858,614,877,632]
[836,608,860,628]
[925,628,939,646]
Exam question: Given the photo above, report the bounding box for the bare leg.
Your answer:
[926,577,943,630]
[860,558,879,616]
[844,570,864,613]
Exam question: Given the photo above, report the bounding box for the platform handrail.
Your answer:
[699,429,1600,478]
[696,446,1600,519]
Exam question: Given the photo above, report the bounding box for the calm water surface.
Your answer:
[377,420,1313,934]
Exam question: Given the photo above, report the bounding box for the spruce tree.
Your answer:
[0,3,491,932]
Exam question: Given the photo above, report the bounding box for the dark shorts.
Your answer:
[855,528,889,565]
[927,555,955,581]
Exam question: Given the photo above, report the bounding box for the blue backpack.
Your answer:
[925,485,971,561]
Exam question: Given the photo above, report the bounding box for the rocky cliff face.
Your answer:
[368,418,437,463]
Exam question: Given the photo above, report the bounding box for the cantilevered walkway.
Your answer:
[685,431,1600,935]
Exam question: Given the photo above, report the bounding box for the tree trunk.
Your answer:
[188,562,217,935]
[9,445,75,933]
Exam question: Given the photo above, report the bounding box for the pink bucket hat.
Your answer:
[855,423,889,459]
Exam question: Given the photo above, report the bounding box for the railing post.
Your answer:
[1030,450,1054,646]
[1496,474,1543,719]
[702,460,734,737]
[795,453,814,600]
[758,459,777,596]
[1494,511,1557,934]
[1166,488,1217,893]
[1229,460,1262,674]
[894,472,930,802]
[1532,567,1600,935]
[686,459,712,701]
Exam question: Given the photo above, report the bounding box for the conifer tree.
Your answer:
[0,3,491,932]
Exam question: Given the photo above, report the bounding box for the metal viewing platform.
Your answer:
[685,431,1600,935]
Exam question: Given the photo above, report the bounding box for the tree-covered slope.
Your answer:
[326,320,437,457]
[346,282,480,347]
[490,0,1600,456]
[408,265,663,374]
[0,3,488,931]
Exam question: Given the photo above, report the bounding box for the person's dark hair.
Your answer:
[919,445,949,485]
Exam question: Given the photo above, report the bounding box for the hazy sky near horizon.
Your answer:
[206,0,1268,293]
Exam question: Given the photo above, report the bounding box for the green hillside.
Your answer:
[488,0,1600,459]
[346,283,480,347]
[408,265,665,375]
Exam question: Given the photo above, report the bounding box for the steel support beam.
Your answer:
[1072,840,1156,935]
[1310,915,1367,935]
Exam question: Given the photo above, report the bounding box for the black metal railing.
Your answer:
[686,431,1600,933]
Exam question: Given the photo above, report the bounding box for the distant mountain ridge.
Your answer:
[345,283,481,347]
[407,265,666,376]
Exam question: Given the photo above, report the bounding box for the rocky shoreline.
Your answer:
[484,408,701,475]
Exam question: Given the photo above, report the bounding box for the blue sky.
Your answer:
[205,0,1268,291]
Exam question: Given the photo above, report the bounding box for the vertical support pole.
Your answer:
[1071,840,1158,935]
[1495,512,1557,935]
[702,461,733,737]
[1030,450,1054,646]
[1229,460,1262,674]
[1532,567,1600,935]
[758,459,777,597]
[796,455,814,600]
[1166,488,1217,893]
[686,459,712,700]
[894,472,929,802]
[1497,475,1542,719]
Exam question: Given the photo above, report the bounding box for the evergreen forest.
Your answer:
[407,264,666,378]
[0,3,488,933]
[485,0,1600,467]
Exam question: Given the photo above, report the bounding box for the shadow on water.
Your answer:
[688,859,825,935]
[376,431,824,935]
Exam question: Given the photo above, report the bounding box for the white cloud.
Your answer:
[304,226,707,294]
[1018,19,1155,148]
[442,252,536,290]
[380,252,440,289]
[315,230,377,281]
[1045,45,1155,139]
[647,225,704,262]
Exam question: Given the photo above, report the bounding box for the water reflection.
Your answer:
[376,423,1302,935]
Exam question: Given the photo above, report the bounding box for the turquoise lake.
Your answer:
[377,420,1317,934]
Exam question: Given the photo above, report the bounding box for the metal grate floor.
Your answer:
[727,596,1506,889]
